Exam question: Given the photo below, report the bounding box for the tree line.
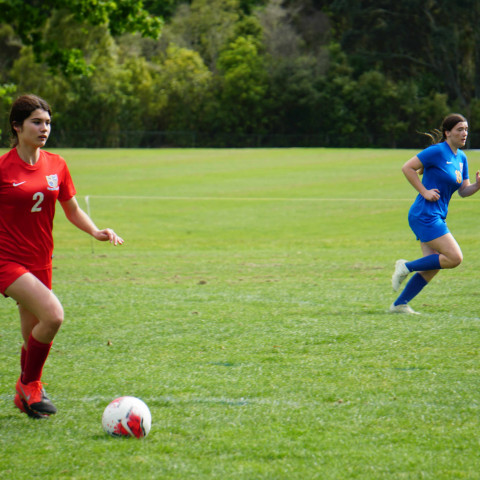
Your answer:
[0,0,478,148]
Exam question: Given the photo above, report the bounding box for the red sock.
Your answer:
[20,345,27,378]
[22,334,53,384]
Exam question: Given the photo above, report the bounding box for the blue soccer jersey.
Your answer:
[409,141,468,220]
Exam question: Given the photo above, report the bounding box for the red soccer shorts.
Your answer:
[0,261,52,296]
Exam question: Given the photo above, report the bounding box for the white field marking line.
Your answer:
[83,195,414,202]
[0,393,472,410]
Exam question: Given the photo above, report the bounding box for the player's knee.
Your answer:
[449,252,463,268]
[44,304,64,332]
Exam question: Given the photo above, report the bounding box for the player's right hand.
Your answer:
[423,188,440,202]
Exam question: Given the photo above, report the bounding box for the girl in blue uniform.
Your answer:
[391,114,480,314]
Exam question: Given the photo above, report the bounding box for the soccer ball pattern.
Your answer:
[102,396,152,438]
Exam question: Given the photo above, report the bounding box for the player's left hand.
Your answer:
[94,228,124,245]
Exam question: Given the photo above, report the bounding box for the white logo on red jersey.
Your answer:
[13,181,26,187]
[46,174,59,191]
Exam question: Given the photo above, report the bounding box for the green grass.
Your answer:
[1,148,480,479]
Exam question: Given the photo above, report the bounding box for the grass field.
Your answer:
[1,148,480,479]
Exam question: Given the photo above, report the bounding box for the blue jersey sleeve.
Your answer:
[417,144,441,168]
[460,151,469,181]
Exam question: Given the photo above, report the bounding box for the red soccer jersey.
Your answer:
[0,148,76,269]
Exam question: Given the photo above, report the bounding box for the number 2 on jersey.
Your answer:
[31,192,44,212]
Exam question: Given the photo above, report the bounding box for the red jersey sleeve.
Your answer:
[57,159,76,202]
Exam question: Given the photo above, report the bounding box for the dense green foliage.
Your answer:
[0,0,162,75]
[0,0,479,147]
[1,148,480,478]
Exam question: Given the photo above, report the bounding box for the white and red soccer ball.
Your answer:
[102,396,151,438]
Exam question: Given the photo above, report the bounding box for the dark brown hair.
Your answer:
[424,113,468,145]
[9,94,52,147]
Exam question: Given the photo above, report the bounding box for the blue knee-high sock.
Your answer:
[406,254,441,272]
[394,273,428,306]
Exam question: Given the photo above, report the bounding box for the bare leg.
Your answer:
[5,273,64,344]
[424,233,463,269]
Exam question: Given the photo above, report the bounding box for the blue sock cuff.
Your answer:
[405,254,441,272]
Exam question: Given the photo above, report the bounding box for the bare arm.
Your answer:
[60,197,124,245]
[401,155,440,202]
[458,170,480,198]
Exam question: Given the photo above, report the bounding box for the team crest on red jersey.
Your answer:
[46,174,59,191]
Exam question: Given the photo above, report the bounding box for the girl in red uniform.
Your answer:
[0,94,123,418]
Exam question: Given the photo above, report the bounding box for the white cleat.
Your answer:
[392,259,410,291]
[389,303,420,315]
